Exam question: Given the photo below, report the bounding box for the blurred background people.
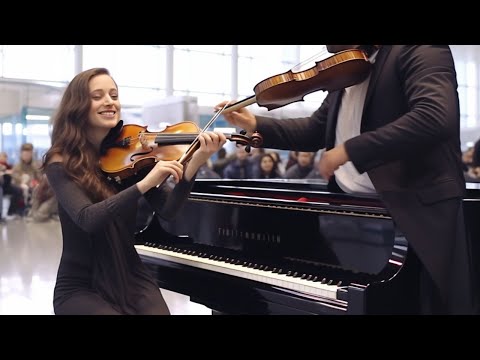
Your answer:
[11,143,42,214]
[463,138,480,181]
[211,148,231,178]
[0,151,25,217]
[223,145,256,179]
[284,151,316,179]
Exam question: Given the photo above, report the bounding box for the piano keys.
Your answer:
[135,243,342,300]
[135,179,480,315]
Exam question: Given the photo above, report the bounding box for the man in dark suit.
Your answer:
[216,45,476,315]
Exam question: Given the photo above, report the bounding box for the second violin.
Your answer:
[225,48,374,112]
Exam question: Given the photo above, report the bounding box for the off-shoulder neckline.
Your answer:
[46,161,63,169]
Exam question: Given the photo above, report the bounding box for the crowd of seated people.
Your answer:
[207,146,324,181]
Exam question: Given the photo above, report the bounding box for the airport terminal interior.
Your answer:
[1,45,480,315]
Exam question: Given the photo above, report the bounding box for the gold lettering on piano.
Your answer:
[218,227,281,244]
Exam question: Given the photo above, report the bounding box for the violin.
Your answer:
[100,121,263,184]
[225,48,374,112]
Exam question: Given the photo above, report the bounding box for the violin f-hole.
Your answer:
[130,148,153,162]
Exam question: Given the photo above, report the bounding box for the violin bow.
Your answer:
[178,102,229,163]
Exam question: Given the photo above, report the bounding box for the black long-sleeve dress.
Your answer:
[45,162,195,315]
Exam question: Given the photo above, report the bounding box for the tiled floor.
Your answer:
[0,215,211,315]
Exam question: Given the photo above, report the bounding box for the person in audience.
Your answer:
[255,153,283,179]
[246,147,265,177]
[41,67,226,315]
[223,144,255,179]
[305,160,322,180]
[0,151,25,217]
[215,45,476,315]
[11,143,42,213]
[268,151,285,177]
[0,152,11,174]
[285,151,298,171]
[473,138,480,165]
[462,147,474,171]
[196,159,221,179]
[211,147,232,178]
[284,151,315,179]
[462,147,480,181]
[467,139,480,180]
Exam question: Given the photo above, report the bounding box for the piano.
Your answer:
[135,179,480,315]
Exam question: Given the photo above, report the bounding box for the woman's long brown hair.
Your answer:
[42,68,117,202]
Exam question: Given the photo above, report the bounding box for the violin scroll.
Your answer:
[228,130,263,153]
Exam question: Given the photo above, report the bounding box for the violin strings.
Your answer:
[291,46,329,73]
[133,133,200,141]
[135,102,228,144]
[178,102,229,163]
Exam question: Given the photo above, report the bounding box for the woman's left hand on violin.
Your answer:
[184,131,227,181]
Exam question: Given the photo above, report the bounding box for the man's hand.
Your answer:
[318,144,350,180]
[214,101,257,135]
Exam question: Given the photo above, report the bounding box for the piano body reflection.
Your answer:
[135,179,480,315]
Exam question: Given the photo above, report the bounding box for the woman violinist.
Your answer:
[42,67,227,315]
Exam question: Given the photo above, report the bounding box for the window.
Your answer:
[173,46,231,106]
[83,45,166,107]
[2,45,75,82]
